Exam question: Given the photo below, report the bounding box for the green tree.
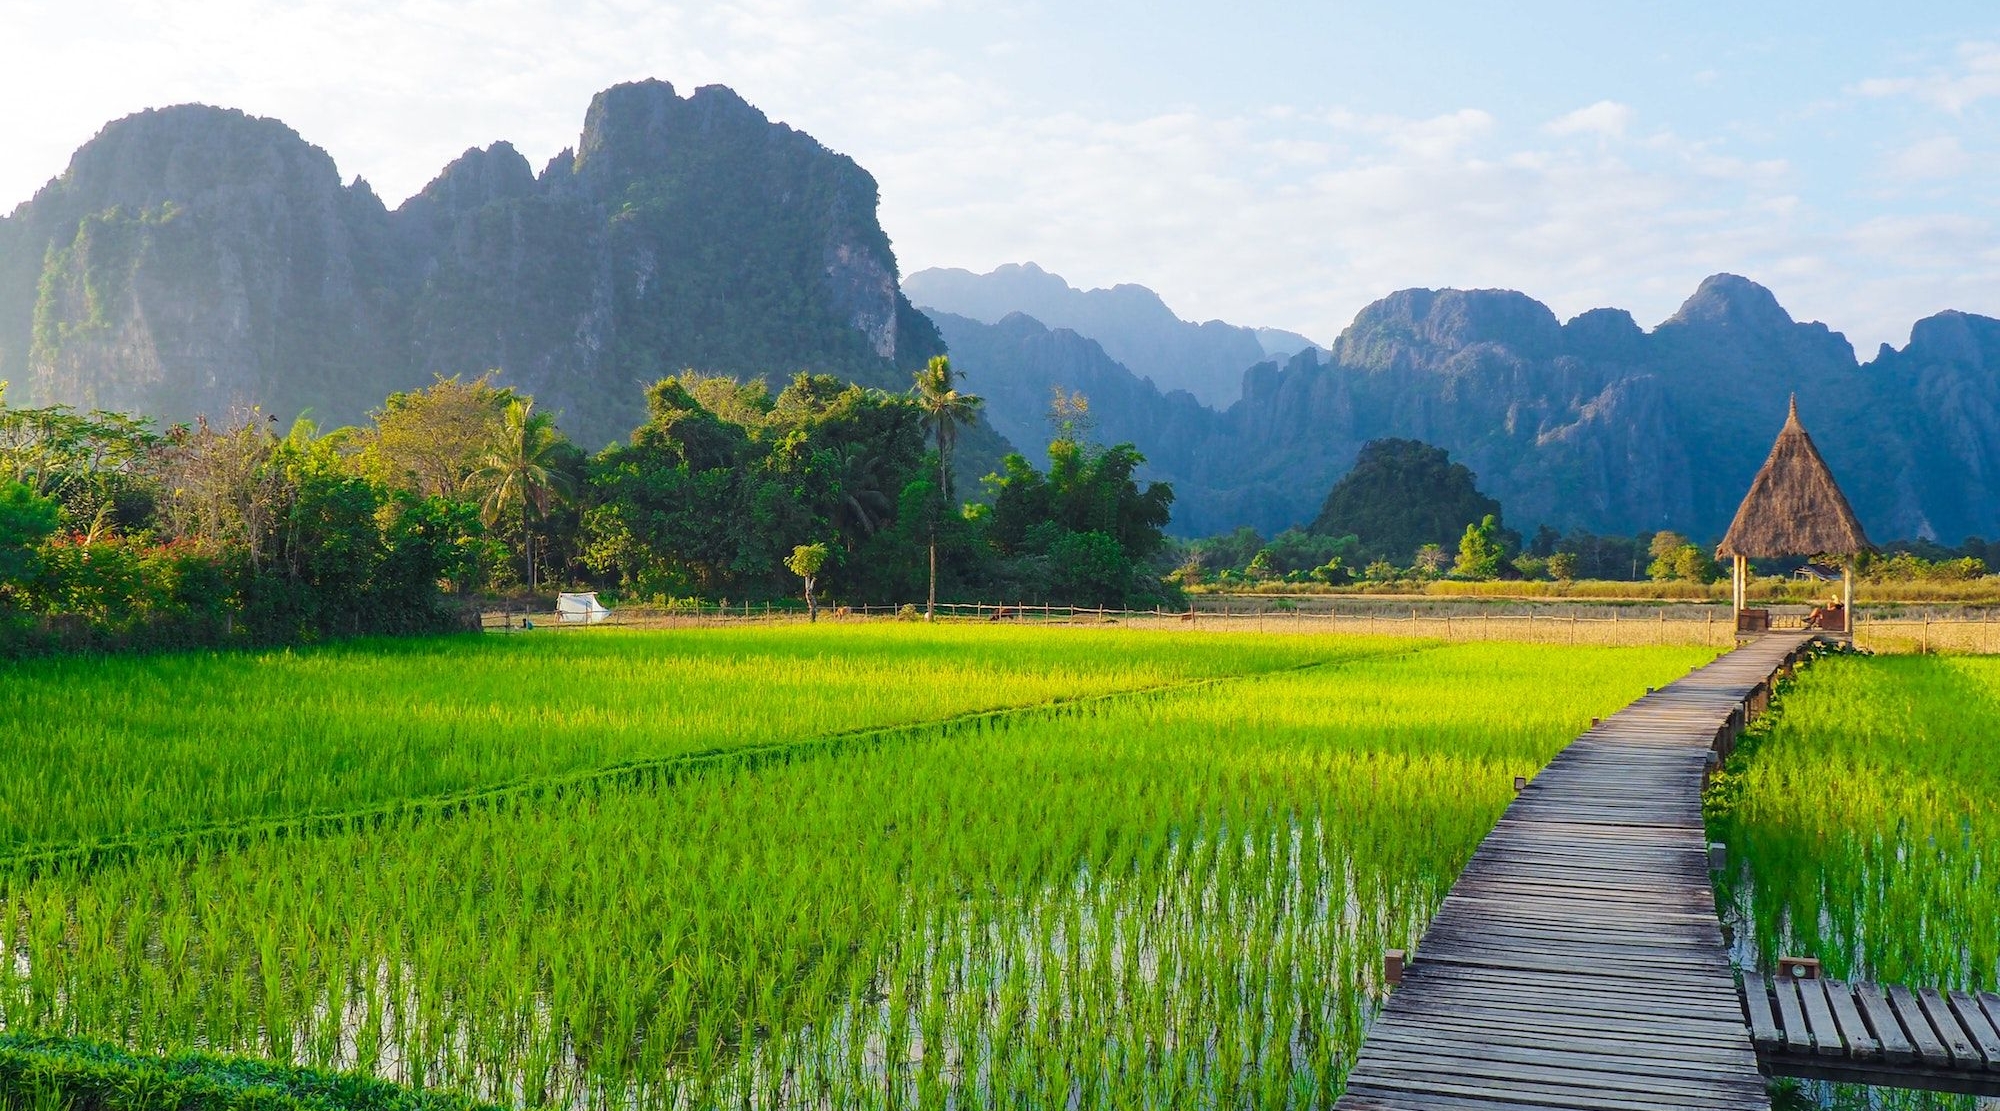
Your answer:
[0,385,157,536]
[0,481,60,601]
[1671,544,1721,584]
[984,439,1176,609]
[352,373,517,499]
[912,355,983,618]
[1547,551,1578,582]
[470,400,575,591]
[1643,532,1720,584]
[1312,439,1508,562]
[1245,548,1277,581]
[1453,514,1505,580]
[786,542,829,621]
[1309,557,1349,585]
[1645,531,1690,581]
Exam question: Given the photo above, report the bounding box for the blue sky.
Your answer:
[3,1,1996,352]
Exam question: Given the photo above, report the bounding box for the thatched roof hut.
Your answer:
[1717,397,1870,560]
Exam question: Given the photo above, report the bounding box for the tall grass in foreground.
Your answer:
[0,625,1359,854]
[0,641,1704,1108]
[1712,655,2000,1111]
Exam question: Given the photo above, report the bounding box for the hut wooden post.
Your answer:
[1842,562,1853,634]
[1732,556,1746,615]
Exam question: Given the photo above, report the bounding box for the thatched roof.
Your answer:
[1717,397,1871,559]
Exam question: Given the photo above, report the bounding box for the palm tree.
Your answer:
[470,400,574,592]
[830,445,893,549]
[911,356,982,619]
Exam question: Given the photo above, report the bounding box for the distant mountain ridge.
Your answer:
[905,262,1317,407]
[0,80,945,448]
[10,96,1998,546]
[937,274,2000,543]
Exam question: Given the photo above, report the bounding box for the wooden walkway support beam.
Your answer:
[1336,632,1817,1110]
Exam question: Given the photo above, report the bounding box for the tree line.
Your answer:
[1172,437,1997,589]
[0,361,1180,654]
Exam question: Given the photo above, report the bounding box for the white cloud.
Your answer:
[1545,100,1632,139]
[1885,135,1973,181]
[1858,41,2000,113]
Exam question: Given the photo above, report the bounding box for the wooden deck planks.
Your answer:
[1744,976,2000,1096]
[1334,633,1814,1110]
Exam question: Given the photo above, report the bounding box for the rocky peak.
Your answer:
[574,78,679,187]
[1560,307,1646,363]
[1659,273,1794,333]
[407,142,535,216]
[1902,310,2000,367]
[1334,287,1563,369]
[28,104,355,222]
[571,80,802,198]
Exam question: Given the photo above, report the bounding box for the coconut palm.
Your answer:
[469,400,574,591]
[912,356,982,502]
[830,444,894,548]
[911,356,982,619]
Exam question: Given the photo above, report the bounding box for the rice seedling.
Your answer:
[0,636,1707,1107]
[1711,654,2000,1111]
[0,625,1366,854]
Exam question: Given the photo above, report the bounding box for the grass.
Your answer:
[0,1032,495,1111]
[1710,653,2000,1111]
[0,625,1359,855]
[0,631,1710,1108]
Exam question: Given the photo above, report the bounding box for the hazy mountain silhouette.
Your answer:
[940,275,2000,543]
[905,262,1317,407]
[0,80,945,449]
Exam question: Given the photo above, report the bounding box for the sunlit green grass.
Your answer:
[0,637,1707,1108]
[1713,654,2000,1111]
[0,625,1378,854]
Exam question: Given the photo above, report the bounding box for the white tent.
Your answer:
[556,591,612,624]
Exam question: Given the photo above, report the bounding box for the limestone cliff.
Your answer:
[0,81,944,448]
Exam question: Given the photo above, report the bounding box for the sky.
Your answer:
[2,1,1997,353]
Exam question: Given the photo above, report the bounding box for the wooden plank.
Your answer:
[1919,986,1982,1066]
[1741,972,1781,1053]
[1947,990,2000,1068]
[1822,980,1878,1060]
[1772,975,1813,1054]
[1856,981,1916,1065]
[1798,976,1848,1058]
[1890,983,1952,1066]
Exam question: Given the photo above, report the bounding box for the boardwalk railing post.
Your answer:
[1383,949,1405,987]
[1777,956,1822,981]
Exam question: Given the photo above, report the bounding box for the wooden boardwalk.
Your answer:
[1744,972,2000,1096]
[1337,632,1817,1111]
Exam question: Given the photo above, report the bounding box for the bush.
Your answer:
[0,1033,493,1111]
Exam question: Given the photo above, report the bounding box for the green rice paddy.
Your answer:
[0,627,1711,1107]
[0,626,1348,854]
[1712,653,2000,1110]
